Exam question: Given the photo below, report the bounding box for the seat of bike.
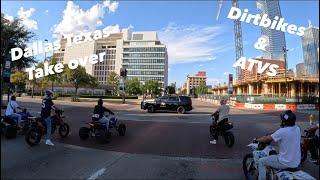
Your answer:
[278,167,300,172]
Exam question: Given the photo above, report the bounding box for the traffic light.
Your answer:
[120,68,127,77]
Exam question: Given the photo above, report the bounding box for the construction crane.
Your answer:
[216,0,244,80]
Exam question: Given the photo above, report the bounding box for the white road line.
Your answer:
[87,168,106,180]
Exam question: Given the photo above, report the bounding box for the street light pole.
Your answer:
[283,46,288,97]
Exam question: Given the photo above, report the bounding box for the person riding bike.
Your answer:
[5,95,23,128]
[209,99,230,145]
[41,90,59,146]
[308,122,319,163]
[255,110,301,180]
[92,98,115,132]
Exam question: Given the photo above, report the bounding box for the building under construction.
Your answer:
[212,58,319,97]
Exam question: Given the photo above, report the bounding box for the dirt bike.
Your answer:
[301,127,319,165]
[1,109,33,139]
[209,112,235,147]
[25,109,70,146]
[243,140,316,180]
[79,114,126,144]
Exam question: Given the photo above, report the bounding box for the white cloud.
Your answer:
[45,9,49,13]
[223,72,230,76]
[158,23,232,65]
[4,14,14,22]
[103,0,119,13]
[199,64,203,67]
[17,7,38,30]
[53,1,119,36]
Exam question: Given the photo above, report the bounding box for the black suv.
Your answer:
[141,95,192,114]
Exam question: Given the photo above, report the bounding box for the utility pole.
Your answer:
[283,46,288,97]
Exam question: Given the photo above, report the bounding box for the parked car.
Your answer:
[141,95,192,114]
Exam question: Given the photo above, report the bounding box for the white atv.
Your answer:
[242,140,316,180]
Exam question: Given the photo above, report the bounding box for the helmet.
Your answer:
[45,90,53,99]
[98,98,103,106]
[220,99,226,105]
[280,110,296,127]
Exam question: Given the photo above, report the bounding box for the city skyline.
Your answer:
[1,0,319,88]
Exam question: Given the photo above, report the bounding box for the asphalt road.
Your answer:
[1,97,319,179]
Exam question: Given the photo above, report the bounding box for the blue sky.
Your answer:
[2,0,319,87]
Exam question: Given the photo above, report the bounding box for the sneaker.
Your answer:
[310,159,318,163]
[45,140,54,146]
[210,140,217,144]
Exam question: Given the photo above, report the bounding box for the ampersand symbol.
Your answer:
[254,37,268,51]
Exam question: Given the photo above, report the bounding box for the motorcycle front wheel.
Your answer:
[25,128,42,146]
[58,123,70,138]
[243,153,258,180]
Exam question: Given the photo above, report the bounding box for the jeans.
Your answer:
[45,116,52,141]
[98,116,110,131]
[257,155,289,180]
[8,113,22,126]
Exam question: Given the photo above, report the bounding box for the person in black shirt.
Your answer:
[41,90,59,146]
[93,98,114,131]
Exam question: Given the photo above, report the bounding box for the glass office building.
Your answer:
[256,0,286,61]
[301,27,319,76]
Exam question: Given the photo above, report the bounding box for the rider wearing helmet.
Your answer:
[41,90,58,146]
[210,99,230,145]
[93,98,115,131]
[255,110,301,180]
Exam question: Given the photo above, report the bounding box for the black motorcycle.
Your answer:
[209,112,235,148]
[25,109,70,146]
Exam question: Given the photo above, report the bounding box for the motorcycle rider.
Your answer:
[41,90,59,146]
[5,95,23,128]
[308,122,319,163]
[210,99,230,145]
[93,98,115,132]
[255,110,301,180]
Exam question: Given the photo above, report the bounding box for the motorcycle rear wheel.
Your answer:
[25,128,42,146]
[224,131,235,148]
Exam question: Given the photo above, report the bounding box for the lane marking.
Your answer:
[87,168,106,180]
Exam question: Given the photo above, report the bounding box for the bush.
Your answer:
[71,96,80,102]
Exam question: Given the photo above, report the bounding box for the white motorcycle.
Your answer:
[242,140,316,180]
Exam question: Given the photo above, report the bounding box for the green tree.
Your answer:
[11,71,27,92]
[87,75,99,95]
[107,72,119,95]
[125,78,141,95]
[195,80,208,95]
[63,66,90,95]
[44,57,62,91]
[142,80,162,98]
[1,14,35,105]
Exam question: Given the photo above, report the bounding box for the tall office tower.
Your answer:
[256,0,286,61]
[301,27,319,76]
[118,29,168,88]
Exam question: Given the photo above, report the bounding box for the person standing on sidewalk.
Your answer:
[41,90,59,146]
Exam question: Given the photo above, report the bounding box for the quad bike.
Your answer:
[209,112,235,148]
[79,114,126,144]
[25,109,70,146]
[1,109,33,139]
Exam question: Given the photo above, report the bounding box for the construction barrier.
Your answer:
[263,104,275,110]
[198,98,318,111]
